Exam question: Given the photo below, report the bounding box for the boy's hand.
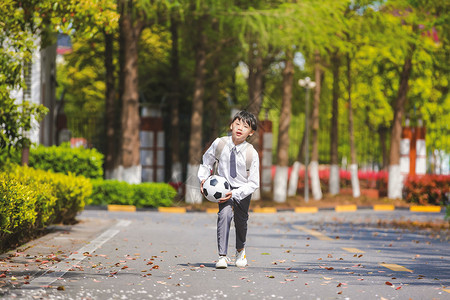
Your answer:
[218,191,232,203]
[200,180,205,195]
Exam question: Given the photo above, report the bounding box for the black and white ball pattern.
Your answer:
[202,175,231,203]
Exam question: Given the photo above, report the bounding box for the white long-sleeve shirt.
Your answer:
[198,136,260,201]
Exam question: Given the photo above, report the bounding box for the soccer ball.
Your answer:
[202,175,231,203]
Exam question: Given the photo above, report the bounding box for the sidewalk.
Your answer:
[0,217,116,293]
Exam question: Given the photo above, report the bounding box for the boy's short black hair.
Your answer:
[232,110,257,131]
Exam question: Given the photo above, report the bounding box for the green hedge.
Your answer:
[0,143,104,179]
[0,165,92,251]
[29,143,104,179]
[89,180,175,208]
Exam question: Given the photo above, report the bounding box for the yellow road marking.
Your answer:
[410,206,441,213]
[335,205,357,212]
[380,263,413,273]
[443,289,450,294]
[158,207,186,213]
[107,205,136,212]
[293,225,334,241]
[206,208,219,214]
[252,207,277,213]
[342,247,365,253]
[295,207,319,213]
[373,205,395,211]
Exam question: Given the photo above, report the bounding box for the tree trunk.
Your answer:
[311,51,323,200]
[388,46,415,199]
[114,0,143,183]
[294,103,313,164]
[289,101,311,197]
[169,17,182,184]
[274,51,293,203]
[246,43,265,201]
[329,51,340,195]
[104,31,116,179]
[378,126,389,170]
[347,54,360,198]
[186,28,207,204]
[209,55,220,141]
[247,43,264,149]
[208,18,220,141]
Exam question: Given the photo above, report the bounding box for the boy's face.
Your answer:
[230,118,254,145]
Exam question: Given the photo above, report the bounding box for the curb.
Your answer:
[88,205,445,214]
[158,207,187,213]
[335,205,358,212]
[373,204,395,211]
[252,207,277,213]
[294,207,319,213]
[107,204,136,212]
[409,205,441,213]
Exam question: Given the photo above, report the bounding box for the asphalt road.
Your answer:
[1,209,449,300]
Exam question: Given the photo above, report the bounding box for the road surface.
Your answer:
[1,209,448,299]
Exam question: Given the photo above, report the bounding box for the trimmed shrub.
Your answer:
[0,148,21,168]
[0,178,38,241]
[90,180,134,206]
[0,165,92,250]
[133,183,175,208]
[403,175,450,206]
[89,180,176,208]
[5,165,92,224]
[27,143,104,179]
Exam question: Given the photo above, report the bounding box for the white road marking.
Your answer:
[24,219,130,289]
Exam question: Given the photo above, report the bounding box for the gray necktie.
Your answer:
[230,147,237,178]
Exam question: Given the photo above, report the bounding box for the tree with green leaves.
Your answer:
[184,0,239,203]
[273,49,294,203]
[54,0,119,177]
[0,0,53,161]
[376,0,448,199]
[105,0,170,183]
[185,14,208,203]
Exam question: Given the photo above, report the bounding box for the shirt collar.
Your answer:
[228,136,247,153]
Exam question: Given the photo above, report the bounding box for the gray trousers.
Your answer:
[217,194,251,256]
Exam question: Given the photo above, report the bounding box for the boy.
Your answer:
[198,110,260,269]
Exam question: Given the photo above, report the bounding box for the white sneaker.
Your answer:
[235,249,247,268]
[216,256,231,269]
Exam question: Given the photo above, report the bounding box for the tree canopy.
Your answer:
[3,0,449,176]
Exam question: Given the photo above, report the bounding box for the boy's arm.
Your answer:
[232,148,260,201]
[197,138,219,183]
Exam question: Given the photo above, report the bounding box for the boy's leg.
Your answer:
[233,194,251,250]
[217,199,233,256]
